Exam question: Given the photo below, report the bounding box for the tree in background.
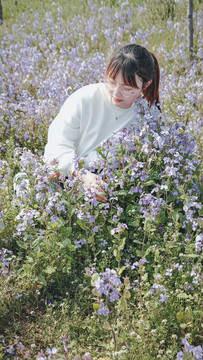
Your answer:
[188,0,193,53]
[0,0,2,24]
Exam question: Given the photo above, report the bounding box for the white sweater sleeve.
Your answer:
[44,92,81,175]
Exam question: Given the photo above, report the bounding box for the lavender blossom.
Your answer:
[148,283,168,303]
[177,338,203,360]
[94,268,122,304]
[97,302,110,317]
[195,233,203,252]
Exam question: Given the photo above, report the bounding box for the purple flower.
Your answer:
[148,283,168,303]
[74,239,86,248]
[131,257,148,269]
[139,194,165,220]
[17,342,25,350]
[111,222,128,235]
[109,274,122,287]
[195,233,202,252]
[109,289,119,302]
[165,268,173,277]
[177,338,203,360]
[88,215,95,223]
[160,293,168,303]
[46,347,58,358]
[93,225,100,233]
[98,302,109,317]
[6,346,15,355]
[101,239,107,246]
[94,269,122,302]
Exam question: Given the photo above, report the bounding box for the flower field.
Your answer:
[0,0,202,359]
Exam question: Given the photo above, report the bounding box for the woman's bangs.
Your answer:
[122,69,139,88]
[121,61,140,88]
[106,56,142,89]
[106,61,121,80]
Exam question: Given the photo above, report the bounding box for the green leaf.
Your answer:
[193,310,203,315]
[177,293,188,299]
[93,303,100,310]
[136,249,143,256]
[91,273,99,287]
[62,238,71,247]
[142,273,148,281]
[103,321,111,330]
[33,237,44,248]
[128,220,140,227]
[92,288,100,296]
[77,220,88,231]
[91,273,99,282]
[119,237,126,250]
[95,148,107,160]
[117,266,126,276]
[156,211,166,224]
[16,240,27,249]
[51,222,58,229]
[144,247,152,256]
[176,311,184,321]
[66,227,72,236]
[116,190,128,196]
[67,340,76,348]
[113,249,118,258]
[119,298,127,311]
[38,274,47,286]
[44,266,55,274]
[198,205,203,216]
[79,160,85,169]
[36,252,45,259]
[182,254,199,258]
[123,290,131,299]
[133,239,142,245]
[126,204,134,214]
[180,323,187,329]
[26,256,34,263]
[144,180,156,186]
[70,207,76,216]
[88,236,94,244]
[180,194,189,200]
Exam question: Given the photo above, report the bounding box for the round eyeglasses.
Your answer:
[104,79,141,97]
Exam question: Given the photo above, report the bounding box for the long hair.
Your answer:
[105,44,160,109]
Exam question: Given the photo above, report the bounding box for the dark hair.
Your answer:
[105,44,160,109]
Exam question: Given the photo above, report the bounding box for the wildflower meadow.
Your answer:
[0,0,202,359]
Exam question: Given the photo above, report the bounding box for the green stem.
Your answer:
[110,323,117,352]
[142,218,147,254]
[139,272,143,316]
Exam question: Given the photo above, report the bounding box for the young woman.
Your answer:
[44,44,160,202]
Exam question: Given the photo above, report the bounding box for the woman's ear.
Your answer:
[143,80,152,89]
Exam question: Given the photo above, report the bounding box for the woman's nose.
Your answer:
[112,85,122,97]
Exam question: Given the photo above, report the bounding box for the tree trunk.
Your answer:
[0,0,3,24]
[188,0,193,53]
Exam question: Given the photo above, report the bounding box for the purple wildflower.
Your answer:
[98,302,110,317]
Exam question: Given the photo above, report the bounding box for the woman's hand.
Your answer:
[74,169,107,202]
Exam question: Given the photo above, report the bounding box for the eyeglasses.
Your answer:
[104,79,141,97]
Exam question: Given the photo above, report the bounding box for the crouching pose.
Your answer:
[44,44,160,202]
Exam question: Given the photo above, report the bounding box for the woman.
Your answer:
[44,44,160,202]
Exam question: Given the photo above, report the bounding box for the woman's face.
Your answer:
[105,71,143,109]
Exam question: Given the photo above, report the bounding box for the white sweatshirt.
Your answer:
[44,83,141,176]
